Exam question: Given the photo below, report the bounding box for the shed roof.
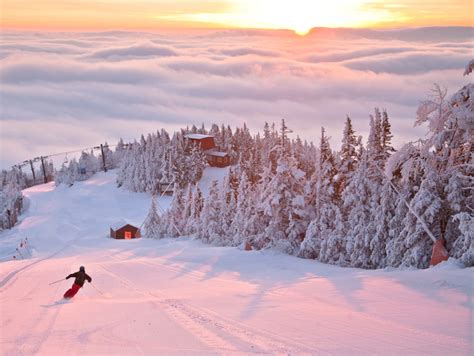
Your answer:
[185,134,214,140]
[204,150,229,157]
[111,219,137,230]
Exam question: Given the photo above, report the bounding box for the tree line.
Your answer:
[141,79,472,268]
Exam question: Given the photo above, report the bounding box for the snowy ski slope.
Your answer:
[0,170,472,355]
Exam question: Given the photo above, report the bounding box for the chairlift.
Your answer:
[78,166,87,176]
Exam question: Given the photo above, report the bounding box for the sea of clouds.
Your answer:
[1,27,472,168]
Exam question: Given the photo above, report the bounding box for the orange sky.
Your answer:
[1,0,473,34]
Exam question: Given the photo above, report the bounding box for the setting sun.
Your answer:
[231,0,398,35]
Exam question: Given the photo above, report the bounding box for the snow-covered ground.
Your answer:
[0,170,472,355]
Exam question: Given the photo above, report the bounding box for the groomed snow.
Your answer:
[0,170,472,355]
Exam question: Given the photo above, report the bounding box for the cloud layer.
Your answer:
[1,27,472,168]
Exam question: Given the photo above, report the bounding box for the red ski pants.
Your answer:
[64,283,81,298]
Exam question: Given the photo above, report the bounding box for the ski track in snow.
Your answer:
[0,236,79,289]
[110,256,469,355]
[100,263,317,354]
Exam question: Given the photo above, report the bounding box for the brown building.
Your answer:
[185,134,216,151]
[185,134,231,167]
[204,150,231,168]
[110,220,141,239]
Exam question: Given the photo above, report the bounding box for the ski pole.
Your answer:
[49,279,65,285]
[90,282,104,296]
[15,248,24,259]
[25,237,33,256]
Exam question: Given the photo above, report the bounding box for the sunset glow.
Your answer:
[1,0,473,33]
[178,0,401,35]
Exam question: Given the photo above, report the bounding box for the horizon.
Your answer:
[1,25,473,36]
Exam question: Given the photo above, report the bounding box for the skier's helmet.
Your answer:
[79,266,85,272]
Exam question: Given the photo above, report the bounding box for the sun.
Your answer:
[230,0,395,35]
[238,0,321,35]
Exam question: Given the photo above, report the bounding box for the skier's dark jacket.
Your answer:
[66,270,92,287]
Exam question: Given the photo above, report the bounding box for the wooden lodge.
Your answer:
[204,150,230,168]
[185,134,217,150]
[185,134,231,167]
[110,220,141,239]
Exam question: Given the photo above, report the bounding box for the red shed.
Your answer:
[110,220,141,239]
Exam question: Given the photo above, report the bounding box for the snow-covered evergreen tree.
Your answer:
[230,171,252,246]
[341,149,372,268]
[300,128,340,260]
[338,116,359,193]
[219,171,238,245]
[451,213,473,266]
[369,180,396,268]
[165,184,185,237]
[398,170,443,268]
[198,180,223,244]
[380,110,395,163]
[143,196,163,239]
[186,185,204,236]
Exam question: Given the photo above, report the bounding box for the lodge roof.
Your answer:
[204,150,229,157]
[185,134,214,140]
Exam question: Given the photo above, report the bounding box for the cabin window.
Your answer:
[124,231,132,239]
[217,157,223,163]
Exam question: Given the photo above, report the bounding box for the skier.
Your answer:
[63,266,92,299]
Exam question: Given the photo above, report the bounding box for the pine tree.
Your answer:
[339,116,359,194]
[366,111,384,182]
[380,110,395,164]
[256,143,306,254]
[369,181,396,268]
[220,172,238,245]
[341,149,372,267]
[182,185,194,235]
[188,144,207,185]
[165,184,185,237]
[143,197,163,238]
[230,171,251,246]
[198,180,223,244]
[398,170,443,268]
[451,213,473,266]
[300,128,340,260]
[385,188,411,268]
[186,185,204,235]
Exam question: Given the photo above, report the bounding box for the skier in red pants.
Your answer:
[64,266,92,299]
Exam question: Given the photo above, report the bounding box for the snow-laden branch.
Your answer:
[464,59,474,76]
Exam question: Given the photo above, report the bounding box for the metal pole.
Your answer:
[90,282,104,295]
[30,160,36,181]
[41,156,47,183]
[49,279,65,285]
[100,144,107,172]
